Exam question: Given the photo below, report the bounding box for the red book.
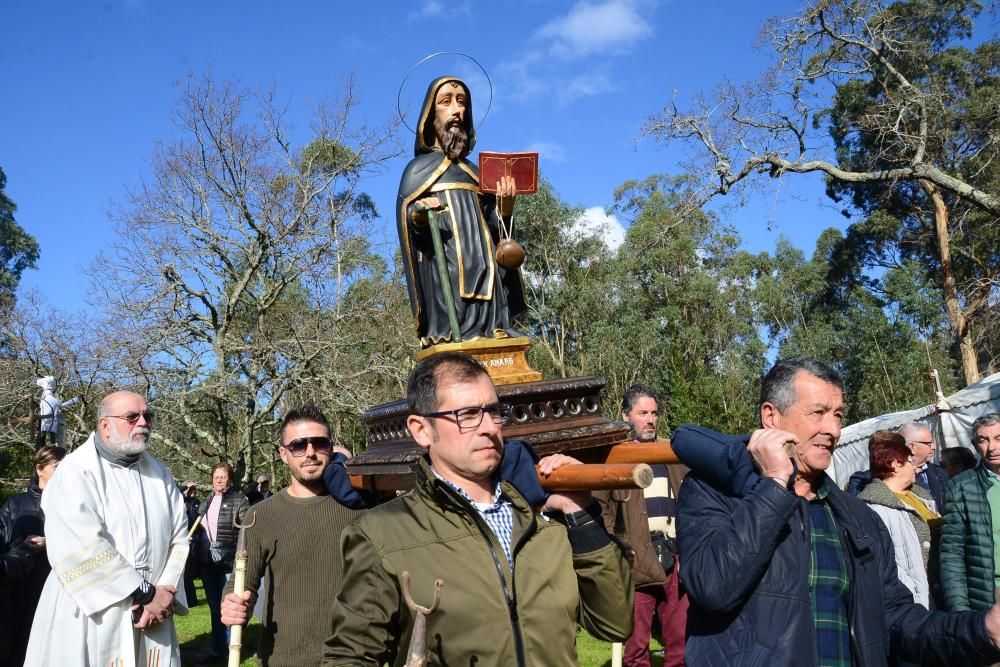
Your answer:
[478,152,539,194]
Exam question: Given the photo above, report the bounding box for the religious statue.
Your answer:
[35,376,78,447]
[397,76,527,348]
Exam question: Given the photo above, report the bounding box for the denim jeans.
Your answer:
[201,565,231,655]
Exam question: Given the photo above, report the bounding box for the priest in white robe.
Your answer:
[24,391,189,667]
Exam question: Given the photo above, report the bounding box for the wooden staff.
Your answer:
[401,571,443,667]
[228,512,257,667]
[186,514,202,539]
[538,463,653,491]
[426,208,462,342]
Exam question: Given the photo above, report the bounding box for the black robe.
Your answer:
[397,76,526,347]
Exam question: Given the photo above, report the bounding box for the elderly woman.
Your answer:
[198,462,248,658]
[858,430,941,608]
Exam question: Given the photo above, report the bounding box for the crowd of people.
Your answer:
[3,355,1000,666]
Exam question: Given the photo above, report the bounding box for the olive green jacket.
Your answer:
[322,459,634,666]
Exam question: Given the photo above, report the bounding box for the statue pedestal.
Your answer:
[416,337,542,385]
[348,376,633,492]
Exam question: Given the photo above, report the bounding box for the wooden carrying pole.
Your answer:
[537,463,653,491]
[350,462,655,493]
[604,441,679,465]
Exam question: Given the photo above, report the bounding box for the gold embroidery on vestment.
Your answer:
[58,547,115,585]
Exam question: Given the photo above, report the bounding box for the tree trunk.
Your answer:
[921,180,980,385]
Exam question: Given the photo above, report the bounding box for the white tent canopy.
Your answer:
[830,371,1000,486]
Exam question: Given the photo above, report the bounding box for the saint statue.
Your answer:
[397,76,527,348]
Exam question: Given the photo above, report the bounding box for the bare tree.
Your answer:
[92,73,403,482]
[645,0,999,383]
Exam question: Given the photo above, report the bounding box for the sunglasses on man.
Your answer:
[281,436,334,457]
[104,411,154,425]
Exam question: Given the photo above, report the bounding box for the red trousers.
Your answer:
[624,565,688,667]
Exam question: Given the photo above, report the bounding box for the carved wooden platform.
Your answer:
[348,376,636,491]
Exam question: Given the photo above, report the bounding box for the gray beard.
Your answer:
[434,117,468,160]
[107,428,150,455]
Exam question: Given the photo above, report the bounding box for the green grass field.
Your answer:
[176,581,663,666]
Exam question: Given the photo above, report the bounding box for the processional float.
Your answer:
[346,53,681,496]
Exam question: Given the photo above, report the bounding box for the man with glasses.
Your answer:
[24,391,189,666]
[323,352,632,666]
[846,422,948,509]
[901,422,949,510]
[220,405,365,667]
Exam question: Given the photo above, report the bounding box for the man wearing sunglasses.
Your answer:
[220,405,365,667]
[24,391,189,666]
[324,352,633,666]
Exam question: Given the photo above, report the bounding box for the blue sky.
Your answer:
[2,0,848,312]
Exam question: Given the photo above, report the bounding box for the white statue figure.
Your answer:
[35,376,78,446]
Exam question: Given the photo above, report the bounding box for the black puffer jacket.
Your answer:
[0,481,51,666]
[197,488,249,567]
[0,482,45,576]
[673,425,1000,667]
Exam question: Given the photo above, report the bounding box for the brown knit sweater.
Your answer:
[223,489,364,667]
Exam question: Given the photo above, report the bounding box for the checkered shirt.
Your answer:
[435,473,515,568]
[808,486,853,667]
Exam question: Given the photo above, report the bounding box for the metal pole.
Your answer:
[426,209,462,343]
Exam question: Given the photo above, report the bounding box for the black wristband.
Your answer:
[560,502,601,528]
[131,579,155,606]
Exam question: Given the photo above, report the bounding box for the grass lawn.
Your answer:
[177,580,663,666]
[176,580,260,666]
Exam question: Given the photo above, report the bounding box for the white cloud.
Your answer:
[560,69,617,104]
[536,0,653,60]
[525,141,568,163]
[408,0,471,21]
[573,207,626,251]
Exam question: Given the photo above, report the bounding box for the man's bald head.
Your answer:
[899,421,935,467]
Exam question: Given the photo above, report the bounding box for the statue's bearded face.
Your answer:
[432,82,468,160]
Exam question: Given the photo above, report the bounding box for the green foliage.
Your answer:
[0,167,40,312]
[821,0,1000,376]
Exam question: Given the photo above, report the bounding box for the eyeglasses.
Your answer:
[422,403,510,432]
[104,411,154,425]
[281,436,333,457]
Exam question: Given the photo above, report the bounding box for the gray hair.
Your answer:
[898,421,932,444]
[972,413,1000,439]
[760,357,843,412]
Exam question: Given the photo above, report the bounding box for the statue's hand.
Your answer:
[497,175,517,216]
[415,196,443,211]
[410,196,446,227]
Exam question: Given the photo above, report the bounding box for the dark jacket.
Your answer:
[595,462,689,588]
[940,463,996,611]
[323,458,633,666]
[0,482,50,666]
[197,488,249,567]
[672,424,1000,667]
[847,463,948,510]
[918,462,950,512]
